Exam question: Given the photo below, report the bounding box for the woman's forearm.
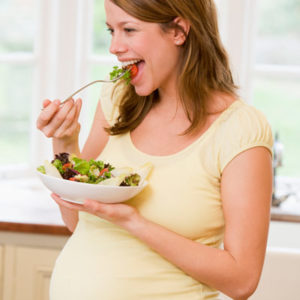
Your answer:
[125,215,254,300]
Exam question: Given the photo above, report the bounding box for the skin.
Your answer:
[37,1,273,299]
[106,0,189,98]
[36,98,82,155]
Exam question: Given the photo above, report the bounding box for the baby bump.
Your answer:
[49,218,210,300]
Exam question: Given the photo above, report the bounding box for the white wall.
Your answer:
[268,221,300,249]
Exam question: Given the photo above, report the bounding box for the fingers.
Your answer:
[83,199,106,215]
[82,199,125,220]
[44,99,74,135]
[37,98,81,138]
[52,194,104,218]
[53,98,82,138]
[51,193,83,209]
[51,193,136,227]
[37,99,61,130]
[43,99,51,108]
[75,98,82,120]
[53,102,78,138]
[65,98,82,136]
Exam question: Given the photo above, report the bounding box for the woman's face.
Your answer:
[104,0,181,96]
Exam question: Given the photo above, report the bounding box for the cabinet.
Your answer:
[0,246,3,300]
[0,231,68,300]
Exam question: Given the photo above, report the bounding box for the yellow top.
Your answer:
[50,84,273,300]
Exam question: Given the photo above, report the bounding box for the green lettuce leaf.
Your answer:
[52,159,63,173]
[37,165,46,174]
[72,157,90,175]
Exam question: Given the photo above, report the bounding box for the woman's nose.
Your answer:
[109,35,127,55]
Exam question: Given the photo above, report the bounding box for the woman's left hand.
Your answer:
[51,193,140,228]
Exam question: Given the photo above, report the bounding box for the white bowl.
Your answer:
[37,172,147,204]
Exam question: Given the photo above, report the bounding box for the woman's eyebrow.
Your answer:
[105,21,139,27]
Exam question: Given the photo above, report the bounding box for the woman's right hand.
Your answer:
[36,98,82,146]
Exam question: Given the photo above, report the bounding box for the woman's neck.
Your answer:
[155,83,187,121]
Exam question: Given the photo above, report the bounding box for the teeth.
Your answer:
[121,59,141,68]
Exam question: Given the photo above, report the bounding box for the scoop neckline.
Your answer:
[127,99,242,160]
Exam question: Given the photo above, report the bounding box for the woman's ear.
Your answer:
[172,17,190,46]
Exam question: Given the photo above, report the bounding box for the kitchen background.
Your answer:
[0,0,299,299]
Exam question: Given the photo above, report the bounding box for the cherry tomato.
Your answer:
[130,64,138,78]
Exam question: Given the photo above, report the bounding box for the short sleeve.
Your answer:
[217,103,274,173]
[98,82,122,126]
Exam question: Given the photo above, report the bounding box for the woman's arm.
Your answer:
[54,146,272,298]
[127,146,272,299]
[38,98,110,232]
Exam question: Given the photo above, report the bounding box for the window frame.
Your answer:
[0,0,96,178]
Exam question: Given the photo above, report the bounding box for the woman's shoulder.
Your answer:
[215,99,274,172]
[220,99,271,131]
[207,93,272,138]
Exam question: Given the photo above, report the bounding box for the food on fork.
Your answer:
[37,152,152,187]
[109,60,140,84]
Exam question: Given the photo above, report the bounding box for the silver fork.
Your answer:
[42,69,128,110]
[60,70,127,106]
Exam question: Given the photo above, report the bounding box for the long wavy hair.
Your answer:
[106,0,238,135]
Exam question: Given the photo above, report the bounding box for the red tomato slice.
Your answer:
[63,162,72,171]
[99,168,109,177]
[129,64,138,78]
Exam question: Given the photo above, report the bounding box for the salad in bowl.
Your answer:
[37,153,152,204]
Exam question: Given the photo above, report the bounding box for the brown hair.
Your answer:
[107,0,238,135]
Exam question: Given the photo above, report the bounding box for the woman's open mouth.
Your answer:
[122,59,144,80]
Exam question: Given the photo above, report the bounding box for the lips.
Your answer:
[122,59,144,80]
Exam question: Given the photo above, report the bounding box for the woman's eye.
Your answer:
[106,27,135,35]
[107,28,114,34]
[124,28,135,33]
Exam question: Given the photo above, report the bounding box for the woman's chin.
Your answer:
[132,85,154,97]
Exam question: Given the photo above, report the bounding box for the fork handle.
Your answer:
[41,68,127,110]
[61,80,105,105]
[61,68,128,104]
[40,79,107,111]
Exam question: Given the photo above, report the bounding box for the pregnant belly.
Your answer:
[49,215,217,300]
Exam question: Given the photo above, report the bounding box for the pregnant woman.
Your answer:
[36,1,273,299]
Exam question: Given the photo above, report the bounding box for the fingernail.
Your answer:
[54,100,60,105]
